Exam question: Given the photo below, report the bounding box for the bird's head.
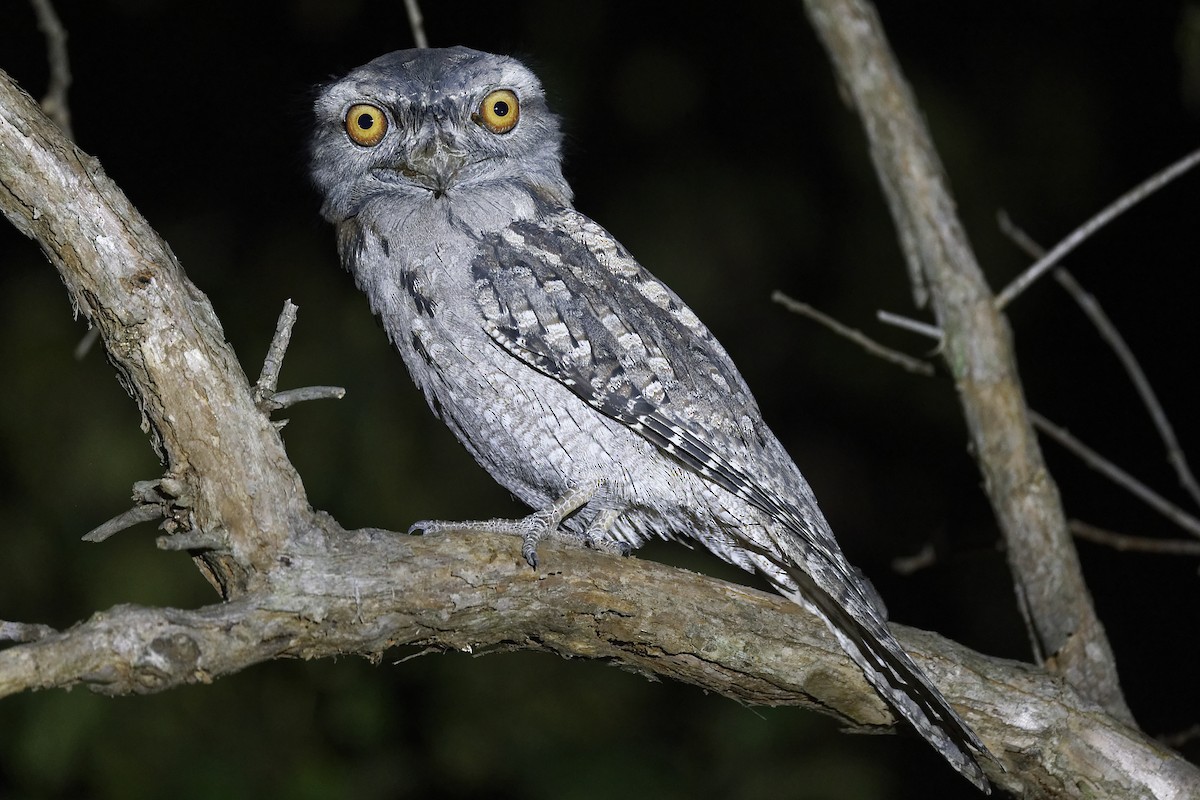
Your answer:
[310,46,572,223]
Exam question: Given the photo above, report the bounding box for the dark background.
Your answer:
[2,2,1198,798]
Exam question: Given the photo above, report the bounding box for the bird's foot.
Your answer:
[579,508,631,557]
[407,513,558,567]
[582,536,632,558]
[408,478,606,569]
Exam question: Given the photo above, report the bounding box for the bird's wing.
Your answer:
[471,207,991,789]
[472,209,790,514]
[472,208,886,583]
[471,209,922,620]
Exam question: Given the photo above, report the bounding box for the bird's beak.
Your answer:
[399,126,468,197]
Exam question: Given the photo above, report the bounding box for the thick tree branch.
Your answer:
[800,0,1130,721]
[2,44,1195,800]
[0,67,305,596]
[1,529,1195,799]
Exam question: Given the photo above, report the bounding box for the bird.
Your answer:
[309,46,991,790]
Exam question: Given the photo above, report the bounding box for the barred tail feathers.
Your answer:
[744,543,991,793]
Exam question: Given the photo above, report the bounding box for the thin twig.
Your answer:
[266,385,346,410]
[1160,724,1200,750]
[254,300,298,403]
[252,301,345,412]
[890,542,936,576]
[0,620,58,643]
[29,0,72,139]
[1030,411,1200,539]
[995,148,1200,309]
[876,310,943,342]
[394,646,440,665]
[1070,520,1200,557]
[73,326,100,360]
[81,503,162,542]
[771,291,934,376]
[999,212,1200,509]
[404,0,429,48]
[777,280,1200,547]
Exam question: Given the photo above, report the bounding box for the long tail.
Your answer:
[743,537,992,793]
[599,403,992,787]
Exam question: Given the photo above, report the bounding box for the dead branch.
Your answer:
[0,66,304,597]
[252,300,346,413]
[999,212,1200,512]
[1,527,1195,799]
[772,291,935,376]
[800,0,1130,722]
[1030,411,1200,538]
[994,149,1200,309]
[404,0,429,49]
[29,0,72,138]
[775,289,1200,550]
[1070,521,1200,557]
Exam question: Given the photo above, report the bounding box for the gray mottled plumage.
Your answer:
[310,47,991,790]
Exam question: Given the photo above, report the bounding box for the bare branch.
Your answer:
[1029,411,1200,538]
[2,529,1196,798]
[266,385,346,409]
[0,621,58,643]
[786,218,1200,545]
[29,0,72,138]
[783,297,1200,555]
[999,212,1200,510]
[82,504,162,543]
[404,0,429,49]
[771,291,934,376]
[253,299,298,403]
[775,278,1200,556]
[251,300,345,412]
[876,309,943,342]
[995,148,1200,309]
[1070,520,1200,557]
[0,67,305,594]
[801,0,1129,719]
[779,275,1200,548]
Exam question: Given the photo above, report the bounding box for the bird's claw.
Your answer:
[583,534,632,558]
[521,537,540,569]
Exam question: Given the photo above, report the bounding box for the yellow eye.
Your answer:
[474,89,519,134]
[345,103,388,147]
